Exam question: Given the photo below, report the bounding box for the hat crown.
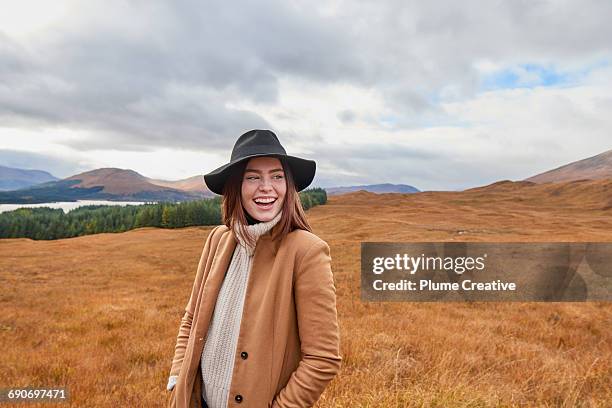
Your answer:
[231,130,287,162]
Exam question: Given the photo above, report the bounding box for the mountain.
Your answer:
[64,168,209,196]
[0,168,212,204]
[147,175,207,193]
[0,165,59,191]
[525,149,612,183]
[325,183,420,195]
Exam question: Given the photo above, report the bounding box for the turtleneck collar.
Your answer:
[233,211,282,256]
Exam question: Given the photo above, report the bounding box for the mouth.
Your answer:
[253,197,277,210]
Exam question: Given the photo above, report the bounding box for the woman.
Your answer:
[166,130,342,408]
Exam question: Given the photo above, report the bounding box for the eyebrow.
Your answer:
[244,168,284,174]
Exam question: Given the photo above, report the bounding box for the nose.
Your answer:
[258,177,273,191]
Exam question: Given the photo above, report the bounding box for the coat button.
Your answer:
[240,351,248,360]
[235,394,243,403]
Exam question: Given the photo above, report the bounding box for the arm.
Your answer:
[167,225,220,383]
[272,240,342,407]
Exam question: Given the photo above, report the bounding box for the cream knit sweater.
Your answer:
[167,212,282,408]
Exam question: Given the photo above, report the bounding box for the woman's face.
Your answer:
[241,156,287,222]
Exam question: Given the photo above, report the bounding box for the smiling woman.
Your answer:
[166,130,342,408]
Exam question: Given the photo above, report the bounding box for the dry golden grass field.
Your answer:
[1,179,611,407]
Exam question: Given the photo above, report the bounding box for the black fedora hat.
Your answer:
[203,129,316,195]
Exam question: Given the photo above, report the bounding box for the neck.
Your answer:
[244,211,260,225]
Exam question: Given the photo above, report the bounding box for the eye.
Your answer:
[273,174,284,180]
[245,175,259,181]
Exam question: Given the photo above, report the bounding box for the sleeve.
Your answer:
[271,240,342,407]
[167,225,220,380]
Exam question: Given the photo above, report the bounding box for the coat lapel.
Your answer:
[206,230,238,288]
[196,228,237,334]
[186,229,237,402]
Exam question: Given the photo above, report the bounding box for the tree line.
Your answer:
[0,188,327,240]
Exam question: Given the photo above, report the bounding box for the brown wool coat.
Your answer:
[166,223,342,408]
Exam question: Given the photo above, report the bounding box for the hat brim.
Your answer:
[203,153,316,195]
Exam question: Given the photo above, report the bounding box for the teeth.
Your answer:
[254,197,275,204]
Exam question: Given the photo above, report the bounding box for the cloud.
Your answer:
[0,0,611,189]
[309,73,612,190]
[0,149,90,178]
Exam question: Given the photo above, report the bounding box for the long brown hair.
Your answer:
[221,155,312,247]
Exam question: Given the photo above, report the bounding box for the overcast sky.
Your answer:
[0,0,611,190]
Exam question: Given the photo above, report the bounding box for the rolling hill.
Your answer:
[526,149,612,183]
[1,179,610,406]
[147,175,207,193]
[325,183,419,195]
[0,165,58,191]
